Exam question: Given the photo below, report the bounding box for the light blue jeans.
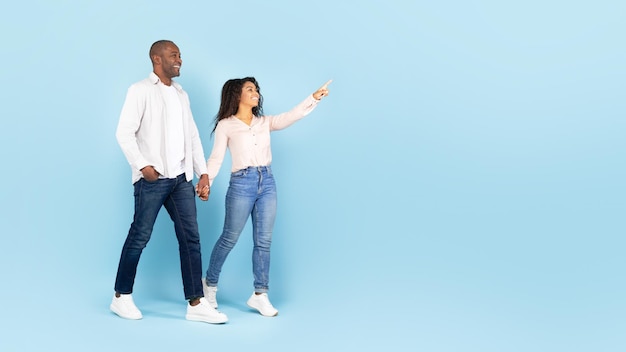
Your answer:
[206,166,277,293]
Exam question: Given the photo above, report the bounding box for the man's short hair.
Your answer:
[149,40,175,63]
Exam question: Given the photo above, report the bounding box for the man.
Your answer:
[111,40,226,324]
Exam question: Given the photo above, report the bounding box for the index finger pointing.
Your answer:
[321,79,333,89]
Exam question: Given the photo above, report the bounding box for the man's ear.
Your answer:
[152,55,161,65]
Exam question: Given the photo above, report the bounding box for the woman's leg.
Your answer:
[205,168,257,286]
[250,167,277,293]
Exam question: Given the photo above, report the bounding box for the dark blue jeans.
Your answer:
[114,173,203,300]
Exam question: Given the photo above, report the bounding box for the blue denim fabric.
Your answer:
[206,166,277,293]
[114,173,204,300]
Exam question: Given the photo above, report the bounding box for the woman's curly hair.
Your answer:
[212,77,264,134]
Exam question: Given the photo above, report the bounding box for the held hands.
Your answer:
[141,166,210,200]
[197,185,210,201]
[196,174,210,201]
[312,80,332,100]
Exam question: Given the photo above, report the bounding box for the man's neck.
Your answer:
[154,71,172,86]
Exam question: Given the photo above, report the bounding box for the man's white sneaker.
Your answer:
[202,278,218,309]
[246,292,278,317]
[110,293,142,320]
[186,297,228,324]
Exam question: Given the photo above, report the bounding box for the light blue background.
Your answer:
[0,1,624,351]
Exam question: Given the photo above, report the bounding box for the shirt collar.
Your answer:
[149,72,183,92]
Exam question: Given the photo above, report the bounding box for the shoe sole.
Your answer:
[246,302,278,317]
[186,314,227,324]
[110,305,142,320]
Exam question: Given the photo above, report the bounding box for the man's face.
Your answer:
[158,43,182,79]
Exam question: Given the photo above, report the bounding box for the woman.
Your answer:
[201,77,331,317]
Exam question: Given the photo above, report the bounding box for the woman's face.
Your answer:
[239,81,260,108]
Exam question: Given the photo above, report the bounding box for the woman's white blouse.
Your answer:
[206,95,319,186]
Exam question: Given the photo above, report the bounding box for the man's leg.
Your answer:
[164,174,204,300]
[166,175,228,324]
[114,178,171,294]
[111,178,171,320]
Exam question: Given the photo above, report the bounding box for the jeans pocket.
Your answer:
[231,169,247,178]
[143,177,159,184]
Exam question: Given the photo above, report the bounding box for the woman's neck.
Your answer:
[235,107,254,125]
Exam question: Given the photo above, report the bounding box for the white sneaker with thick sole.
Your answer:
[110,293,142,320]
[246,292,278,317]
[186,297,228,324]
[202,278,218,309]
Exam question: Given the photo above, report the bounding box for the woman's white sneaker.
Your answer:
[186,297,228,324]
[110,293,143,320]
[246,292,278,317]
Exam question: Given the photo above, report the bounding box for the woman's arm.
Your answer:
[206,123,229,187]
[269,80,332,131]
